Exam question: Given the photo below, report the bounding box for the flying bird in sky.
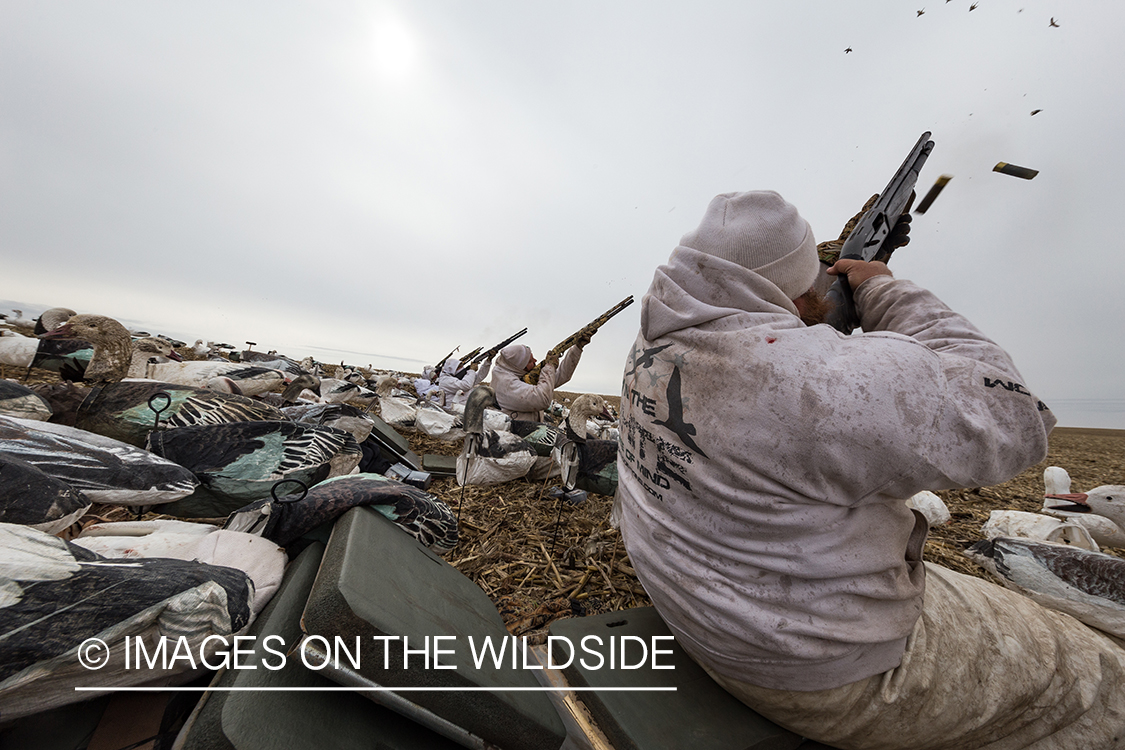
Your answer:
[1050,17,1060,27]
[969,3,978,11]
[845,47,852,53]
[1031,109,1042,115]
[917,8,925,17]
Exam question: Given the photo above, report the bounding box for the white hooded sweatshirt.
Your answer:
[438,357,492,407]
[617,246,1055,692]
[490,343,582,421]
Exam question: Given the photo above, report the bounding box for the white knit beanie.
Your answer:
[679,191,818,300]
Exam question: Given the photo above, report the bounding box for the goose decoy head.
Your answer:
[463,384,498,435]
[1047,486,1125,530]
[38,314,130,345]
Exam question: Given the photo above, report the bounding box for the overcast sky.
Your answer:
[3,1,1123,429]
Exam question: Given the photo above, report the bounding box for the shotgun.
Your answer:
[825,132,934,335]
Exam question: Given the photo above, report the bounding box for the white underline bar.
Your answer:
[75,686,677,692]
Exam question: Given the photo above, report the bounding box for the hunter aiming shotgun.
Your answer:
[523,296,634,385]
[454,328,528,379]
[825,131,934,335]
[432,346,459,380]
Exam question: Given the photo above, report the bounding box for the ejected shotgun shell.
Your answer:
[993,162,1039,180]
[914,174,953,214]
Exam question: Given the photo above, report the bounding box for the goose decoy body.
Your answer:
[224,472,459,553]
[965,537,1125,639]
[456,385,536,486]
[0,452,90,533]
[906,490,951,527]
[30,380,287,448]
[4,310,36,331]
[147,420,362,518]
[0,522,254,720]
[71,519,286,616]
[375,376,419,426]
[0,331,92,381]
[0,415,199,506]
[552,394,619,498]
[980,509,1099,551]
[0,379,52,421]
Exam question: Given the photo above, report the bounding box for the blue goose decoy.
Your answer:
[225,472,459,553]
[147,420,362,518]
[965,537,1125,639]
[551,393,619,499]
[0,415,199,507]
[30,380,287,448]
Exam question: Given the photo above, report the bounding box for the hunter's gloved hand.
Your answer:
[887,211,912,251]
[575,328,594,348]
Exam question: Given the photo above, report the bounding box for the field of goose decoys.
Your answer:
[2,306,1124,747]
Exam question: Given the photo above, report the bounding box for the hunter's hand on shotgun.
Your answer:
[824,132,934,335]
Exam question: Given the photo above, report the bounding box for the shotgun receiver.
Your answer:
[523,296,634,385]
[825,132,934,335]
[453,328,528,379]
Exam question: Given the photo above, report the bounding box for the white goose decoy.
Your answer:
[5,310,37,331]
[1042,469,1125,549]
[375,376,418,426]
[1046,484,1125,549]
[980,510,1099,551]
[906,490,951,528]
[965,536,1125,639]
[71,519,286,616]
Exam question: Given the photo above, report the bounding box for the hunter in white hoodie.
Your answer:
[616,191,1125,749]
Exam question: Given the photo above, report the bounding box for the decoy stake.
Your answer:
[148,391,172,431]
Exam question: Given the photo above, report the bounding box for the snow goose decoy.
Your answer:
[456,384,536,486]
[1041,467,1125,548]
[551,393,619,499]
[4,309,36,331]
[375,376,418,425]
[905,490,951,528]
[71,519,286,616]
[965,536,1125,639]
[980,509,1099,551]
[1046,484,1125,549]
